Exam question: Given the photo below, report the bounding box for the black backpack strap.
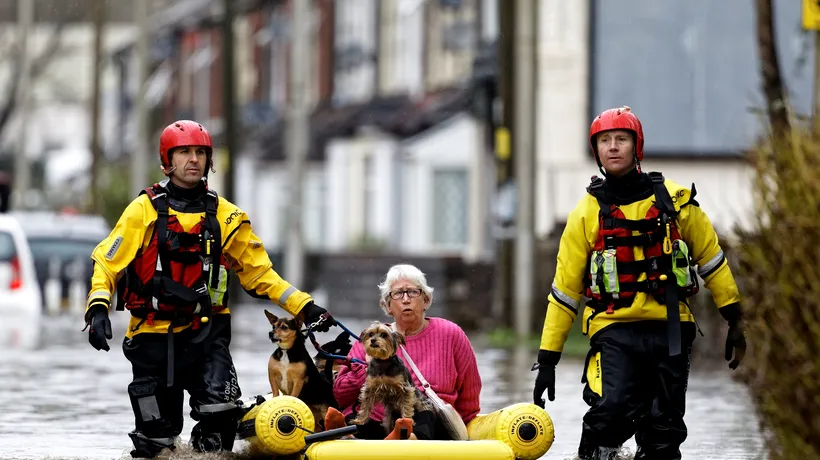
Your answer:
[682,183,699,208]
[648,172,677,216]
[586,175,615,216]
[204,190,222,289]
[142,184,171,302]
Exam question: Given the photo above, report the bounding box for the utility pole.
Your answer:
[493,0,515,326]
[13,0,33,209]
[89,0,106,214]
[222,0,237,201]
[513,0,536,338]
[131,0,149,196]
[285,0,311,288]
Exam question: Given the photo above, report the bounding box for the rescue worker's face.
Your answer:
[596,129,636,177]
[169,146,208,188]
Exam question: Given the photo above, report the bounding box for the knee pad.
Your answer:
[128,377,175,435]
[129,377,162,423]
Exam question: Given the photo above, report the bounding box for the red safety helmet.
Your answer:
[589,106,644,167]
[158,120,213,172]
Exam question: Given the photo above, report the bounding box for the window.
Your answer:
[591,0,811,153]
[0,232,16,261]
[432,169,468,246]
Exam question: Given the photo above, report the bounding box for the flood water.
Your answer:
[1,304,765,459]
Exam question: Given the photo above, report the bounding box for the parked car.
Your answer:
[9,211,110,315]
[0,214,43,348]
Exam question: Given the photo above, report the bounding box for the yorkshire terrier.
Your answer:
[351,322,429,435]
[265,310,338,430]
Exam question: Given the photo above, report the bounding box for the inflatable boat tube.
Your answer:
[466,402,555,460]
[237,395,554,459]
[304,439,515,460]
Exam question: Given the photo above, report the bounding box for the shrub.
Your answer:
[736,126,820,459]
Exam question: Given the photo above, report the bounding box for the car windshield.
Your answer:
[0,231,16,261]
[27,237,99,262]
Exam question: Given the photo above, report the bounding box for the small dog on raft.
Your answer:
[265,310,338,430]
[350,321,430,436]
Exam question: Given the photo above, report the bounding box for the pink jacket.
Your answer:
[333,317,482,423]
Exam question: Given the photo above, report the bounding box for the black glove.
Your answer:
[532,350,561,407]
[84,301,113,352]
[720,303,746,370]
[301,302,336,333]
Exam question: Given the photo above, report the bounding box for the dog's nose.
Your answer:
[370,340,378,347]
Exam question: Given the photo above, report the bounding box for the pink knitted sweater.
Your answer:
[333,317,482,423]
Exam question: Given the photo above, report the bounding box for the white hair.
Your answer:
[377,264,435,315]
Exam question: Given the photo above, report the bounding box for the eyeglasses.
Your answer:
[389,288,423,300]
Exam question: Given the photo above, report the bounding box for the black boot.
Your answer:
[578,434,620,460]
[634,444,681,460]
[595,446,620,460]
[128,431,175,458]
[190,424,223,453]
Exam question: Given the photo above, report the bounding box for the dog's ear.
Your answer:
[392,330,406,347]
[292,316,304,330]
[264,309,278,325]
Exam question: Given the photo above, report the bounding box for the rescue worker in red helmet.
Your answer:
[531,107,747,460]
[83,120,336,458]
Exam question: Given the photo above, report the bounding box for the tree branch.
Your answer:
[0,22,67,138]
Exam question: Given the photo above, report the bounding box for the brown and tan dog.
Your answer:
[351,322,429,435]
[265,310,338,430]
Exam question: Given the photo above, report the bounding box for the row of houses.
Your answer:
[121,0,808,260]
[114,0,500,263]
[1,0,811,320]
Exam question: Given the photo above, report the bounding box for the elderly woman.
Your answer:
[333,264,482,440]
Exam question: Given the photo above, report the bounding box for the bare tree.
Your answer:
[0,23,67,140]
[755,0,791,138]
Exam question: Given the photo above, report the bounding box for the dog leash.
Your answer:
[324,318,359,340]
[303,328,366,365]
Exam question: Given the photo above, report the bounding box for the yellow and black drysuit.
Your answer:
[83,179,325,458]
[532,169,745,460]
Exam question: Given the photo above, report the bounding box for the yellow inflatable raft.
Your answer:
[237,394,554,460]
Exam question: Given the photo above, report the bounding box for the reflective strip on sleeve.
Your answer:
[87,291,111,301]
[551,283,580,314]
[277,285,297,306]
[698,249,725,278]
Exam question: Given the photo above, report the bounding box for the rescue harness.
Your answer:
[583,172,699,356]
[116,183,228,322]
[115,183,230,385]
